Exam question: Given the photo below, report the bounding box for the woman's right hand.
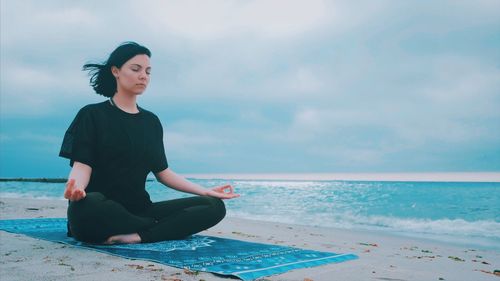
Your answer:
[64,178,87,201]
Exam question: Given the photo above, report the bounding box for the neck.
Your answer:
[112,92,139,114]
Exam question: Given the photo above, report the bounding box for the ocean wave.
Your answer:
[229,210,500,249]
[0,192,64,200]
[344,214,500,239]
[3,180,499,249]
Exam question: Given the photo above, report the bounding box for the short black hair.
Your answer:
[83,42,151,97]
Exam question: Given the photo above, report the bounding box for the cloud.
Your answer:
[0,1,101,48]
[420,56,500,110]
[0,132,61,154]
[1,0,499,175]
[0,61,94,116]
[132,0,329,41]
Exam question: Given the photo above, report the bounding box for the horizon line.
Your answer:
[1,172,499,183]
[183,172,500,182]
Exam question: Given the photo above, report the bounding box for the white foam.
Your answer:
[345,215,500,238]
[0,192,64,200]
[228,210,500,249]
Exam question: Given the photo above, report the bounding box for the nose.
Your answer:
[139,71,148,81]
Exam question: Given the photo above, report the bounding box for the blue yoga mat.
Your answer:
[0,218,358,280]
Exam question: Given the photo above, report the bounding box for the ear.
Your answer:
[111,66,120,78]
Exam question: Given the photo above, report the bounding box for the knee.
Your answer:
[67,192,108,243]
[67,192,106,220]
[203,196,226,220]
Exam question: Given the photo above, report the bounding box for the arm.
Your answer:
[154,168,239,199]
[64,161,92,201]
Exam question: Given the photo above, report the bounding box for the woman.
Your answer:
[59,41,239,244]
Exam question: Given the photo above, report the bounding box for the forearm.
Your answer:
[68,161,92,190]
[155,168,208,196]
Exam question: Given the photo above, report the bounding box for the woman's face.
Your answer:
[112,54,151,95]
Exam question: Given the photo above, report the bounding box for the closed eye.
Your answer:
[130,64,151,75]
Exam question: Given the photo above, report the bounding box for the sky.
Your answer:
[1,0,499,178]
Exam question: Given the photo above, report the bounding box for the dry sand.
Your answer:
[1,197,499,281]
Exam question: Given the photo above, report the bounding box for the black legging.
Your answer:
[67,192,226,243]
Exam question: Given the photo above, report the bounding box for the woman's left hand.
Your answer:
[206,184,240,200]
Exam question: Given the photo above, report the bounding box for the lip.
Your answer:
[136,84,147,87]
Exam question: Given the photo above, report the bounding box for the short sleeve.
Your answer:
[59,106,96,167]
[150,116,168,173]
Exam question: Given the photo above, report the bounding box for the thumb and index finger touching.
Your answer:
[212,184,240,199]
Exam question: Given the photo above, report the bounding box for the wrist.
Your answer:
[201,188,210,196]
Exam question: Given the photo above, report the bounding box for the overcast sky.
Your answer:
[1,0,499,177]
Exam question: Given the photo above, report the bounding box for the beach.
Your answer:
[0,197,498,281]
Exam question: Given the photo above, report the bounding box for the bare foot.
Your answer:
[104,233,141,244]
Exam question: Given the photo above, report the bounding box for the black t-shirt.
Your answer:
[59,100,168,213]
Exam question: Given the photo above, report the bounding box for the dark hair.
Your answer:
[83,41,151,97]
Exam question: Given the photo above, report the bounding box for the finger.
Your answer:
[215,185,227,190]
[213,185,228,193]
[74,189,85,201]
[64,179,75,199]
[221,184,234,193]
[68,184,84,201]
[69,189,78,201]
[74,192,86,201]
[66,179,75,189]
[64,188,71,199]
[210,190,229,199]
[207,189,239,200]
[219,191,239,199]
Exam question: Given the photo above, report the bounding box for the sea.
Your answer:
[1,176,499,250]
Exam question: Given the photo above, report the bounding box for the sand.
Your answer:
[0,197,499,281]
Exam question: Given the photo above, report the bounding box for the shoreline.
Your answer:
[2,172,500,183]
[1,198,499,281]
[1,194,498,251]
